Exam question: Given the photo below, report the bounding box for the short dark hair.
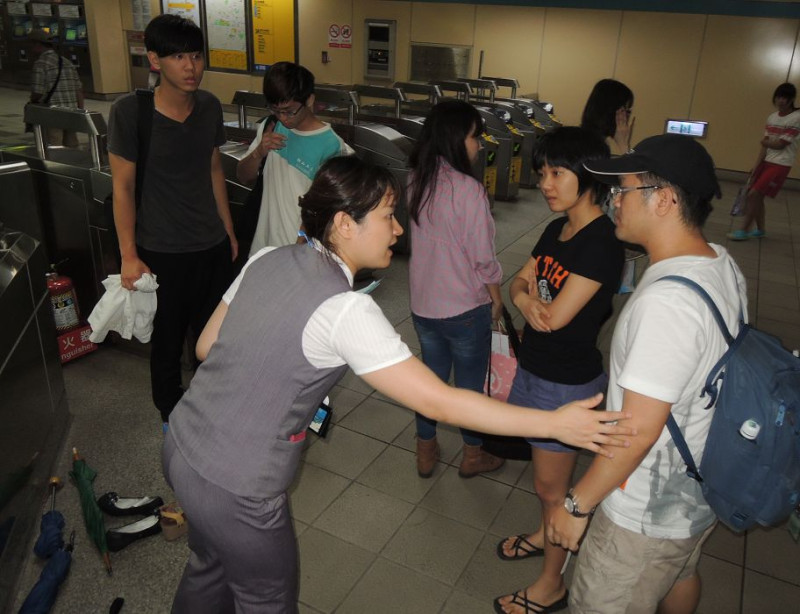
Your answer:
[773,82,796,104]
[581,79,634,139]
[407,100,483,223]
[533,126,611,204]
[145,14,204,57]
[639,171,713,229]
[299,156,400,254]
[263,62,315,105]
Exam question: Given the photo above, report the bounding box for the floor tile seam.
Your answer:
[699,548,746,569]
[309,488,417,555]
[414,482,518,537]
[741,565,800,589]
[296,600,325,614]
[302,474,360,529]
[326,417,410,451]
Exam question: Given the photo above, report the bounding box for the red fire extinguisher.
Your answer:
[46,264,80,332]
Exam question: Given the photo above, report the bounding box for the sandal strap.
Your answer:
[510,534,539,556]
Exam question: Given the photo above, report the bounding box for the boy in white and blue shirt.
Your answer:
[236,62,352,253]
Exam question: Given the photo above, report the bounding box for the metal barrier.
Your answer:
[314,86,360,124]
[354,84,407,118]
[23,104,107,168]
[430,80,473,101]
[478,76,519,99]
[457,78,497,103]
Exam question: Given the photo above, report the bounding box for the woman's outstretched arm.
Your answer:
[361,356,634,457]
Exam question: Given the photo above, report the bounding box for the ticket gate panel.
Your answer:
[482,101,539,188]
[475,106,519,201]
[343,123,413,254]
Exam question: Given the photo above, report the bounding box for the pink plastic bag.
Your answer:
[485,325,517,402]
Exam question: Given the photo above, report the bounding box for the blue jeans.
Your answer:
[412,303,492,446]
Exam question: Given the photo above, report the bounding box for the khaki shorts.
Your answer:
[569,508,715,614]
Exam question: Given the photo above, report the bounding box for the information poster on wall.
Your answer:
[162,1,201,26]
[132,0,153,31]
[251,0,295,70]
[205,0,247,71]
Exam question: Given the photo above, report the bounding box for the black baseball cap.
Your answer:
[584,134,721,200]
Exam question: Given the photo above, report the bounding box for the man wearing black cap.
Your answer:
[547,135,747,614]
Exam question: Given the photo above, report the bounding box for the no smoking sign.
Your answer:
[328,23,352,48]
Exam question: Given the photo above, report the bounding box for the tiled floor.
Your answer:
[3,86,800,613]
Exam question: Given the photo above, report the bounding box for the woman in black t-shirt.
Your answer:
[494,128,625,614]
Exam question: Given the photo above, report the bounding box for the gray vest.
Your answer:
[169,245,350,497]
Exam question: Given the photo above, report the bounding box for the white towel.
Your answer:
[88,273,158,343]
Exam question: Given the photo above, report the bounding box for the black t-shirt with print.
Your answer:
[517,215,624,384]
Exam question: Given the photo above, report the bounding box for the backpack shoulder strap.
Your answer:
[666,415,702,482]
[134,89,155,210]
[657,275,735,345]
[254,114,277,176]
[657,274,731,483]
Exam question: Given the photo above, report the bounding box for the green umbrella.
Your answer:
[69,448,112,575]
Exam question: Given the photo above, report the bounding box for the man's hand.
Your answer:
[548,506,589,552]
[613,107,634,152]
[120,256,151,291]
[228,230,239,262]
[257,122,286,156]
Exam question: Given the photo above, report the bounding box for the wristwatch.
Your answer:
[564,490,594,518]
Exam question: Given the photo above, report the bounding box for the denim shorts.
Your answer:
[507,367,608,452]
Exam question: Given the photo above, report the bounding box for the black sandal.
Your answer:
[493,589,569,613]
[496,534,544,561]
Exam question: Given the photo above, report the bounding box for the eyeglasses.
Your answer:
[609,185,661,198]
[269,104,304,118]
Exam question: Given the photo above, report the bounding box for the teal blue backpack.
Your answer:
[660,275,800,532]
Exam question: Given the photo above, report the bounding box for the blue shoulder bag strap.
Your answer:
[656,274,738,482]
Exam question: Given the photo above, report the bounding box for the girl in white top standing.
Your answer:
[729,82,800,240]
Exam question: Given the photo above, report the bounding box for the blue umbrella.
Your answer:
[18,531,74,614]
[32,512,64,559]
[33,478,64,559]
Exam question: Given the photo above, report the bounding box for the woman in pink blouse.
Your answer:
[407,100,505,479]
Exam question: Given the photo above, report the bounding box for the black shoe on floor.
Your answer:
[106,515,162,552]
[98,492,164,517]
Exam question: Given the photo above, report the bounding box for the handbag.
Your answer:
[485,316,517,402]
[25,55,63,132]
[482,306,532,460]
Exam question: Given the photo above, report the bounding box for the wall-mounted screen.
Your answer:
[65,28,77,42]
[665,119,708,138]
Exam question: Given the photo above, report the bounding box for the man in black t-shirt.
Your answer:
[107,14,236,425]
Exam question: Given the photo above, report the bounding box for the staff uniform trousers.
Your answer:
[138,238,232,422]
[163,431,299,614]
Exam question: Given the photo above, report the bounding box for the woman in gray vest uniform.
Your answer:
[162,156,633,613]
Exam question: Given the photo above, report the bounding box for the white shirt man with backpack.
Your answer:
[546,135,748,614]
